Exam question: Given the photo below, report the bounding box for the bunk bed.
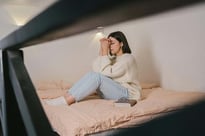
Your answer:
[0,0,205,136]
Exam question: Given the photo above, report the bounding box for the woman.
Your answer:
[45,31,141,106]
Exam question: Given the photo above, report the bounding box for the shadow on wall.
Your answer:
[134,35,161,85]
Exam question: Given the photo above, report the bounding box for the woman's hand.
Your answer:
[99,38,111,56]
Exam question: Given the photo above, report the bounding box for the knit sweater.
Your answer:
[92,53,141,100]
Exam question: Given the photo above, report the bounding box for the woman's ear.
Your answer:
[120,42,123,47]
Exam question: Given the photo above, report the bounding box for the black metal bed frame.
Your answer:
[0,0,204,135]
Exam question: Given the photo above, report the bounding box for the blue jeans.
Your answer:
[68,71,128,101]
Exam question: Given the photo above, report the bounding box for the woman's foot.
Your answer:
[44,96,67,106]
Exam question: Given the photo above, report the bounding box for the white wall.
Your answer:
[24,2,205,92]
[0,7,19,39]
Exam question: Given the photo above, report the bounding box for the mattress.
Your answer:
[35,81,205,136]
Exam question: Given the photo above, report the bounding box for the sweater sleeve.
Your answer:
[92,56,111,73]
[92,55,128,79]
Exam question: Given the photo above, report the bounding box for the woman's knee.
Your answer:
[87,71,104,82]
[87,71,100,78]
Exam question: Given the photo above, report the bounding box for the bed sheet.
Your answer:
[35,81,205,136]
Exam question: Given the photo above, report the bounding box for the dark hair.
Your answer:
[108,31,131,54]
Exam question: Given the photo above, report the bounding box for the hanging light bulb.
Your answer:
[95,26,105,39]
[90,26,106,47]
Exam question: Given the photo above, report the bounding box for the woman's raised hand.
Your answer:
[100,38,111,56]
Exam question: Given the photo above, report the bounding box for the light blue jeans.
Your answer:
[68,71,128,102]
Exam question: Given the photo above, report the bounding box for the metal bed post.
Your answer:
[0,50,58,136]
[0,50,27,136]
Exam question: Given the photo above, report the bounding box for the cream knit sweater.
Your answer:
[92,53,141,100]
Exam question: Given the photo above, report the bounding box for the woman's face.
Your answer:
[109,37,123,56]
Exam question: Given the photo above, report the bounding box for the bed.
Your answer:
[35,81,205,136]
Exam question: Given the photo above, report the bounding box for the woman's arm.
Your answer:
[93,55,134,79]
[99,38,111,56]
[99,58,126,78]
[92,38,112,72]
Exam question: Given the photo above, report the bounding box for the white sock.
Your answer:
[44,96,67,106]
